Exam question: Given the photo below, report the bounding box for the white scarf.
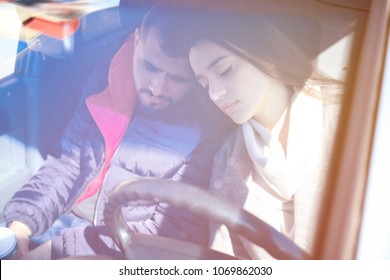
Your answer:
[242,92,323,202]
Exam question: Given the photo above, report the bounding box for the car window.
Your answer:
[315,0,390,259]
[0,0,388,261]
[0,3,22,80]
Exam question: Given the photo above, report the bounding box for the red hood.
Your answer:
[76,34,137,204]
[86,34,136,118]
[85,34,137,145]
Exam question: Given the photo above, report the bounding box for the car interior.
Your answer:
[1,0,387,259]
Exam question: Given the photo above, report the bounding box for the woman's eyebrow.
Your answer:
[207,56,229,70]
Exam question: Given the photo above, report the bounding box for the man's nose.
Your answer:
[151,74,167,96]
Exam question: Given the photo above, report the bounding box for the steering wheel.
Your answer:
[103,178,309,260]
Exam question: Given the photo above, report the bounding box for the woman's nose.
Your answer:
[209,90,226,101]
[209,88,227,101]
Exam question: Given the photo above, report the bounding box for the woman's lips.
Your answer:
[220,101,238,115]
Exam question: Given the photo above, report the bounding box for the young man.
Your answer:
[3,0,233,259]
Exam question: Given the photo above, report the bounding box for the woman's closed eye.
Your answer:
[218,65,232,77]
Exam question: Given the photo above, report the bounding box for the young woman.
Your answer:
[185,7,343,259]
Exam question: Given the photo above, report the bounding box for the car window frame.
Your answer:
[314,0,390,259]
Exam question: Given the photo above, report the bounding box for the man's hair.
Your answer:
[139,0,201,58]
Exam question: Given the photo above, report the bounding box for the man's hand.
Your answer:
[8,221,32,259]
[20,241,52,260]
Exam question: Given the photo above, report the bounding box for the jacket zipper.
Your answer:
[66,108,106,214]
[67,148,105,215]
[92,114,138,226]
